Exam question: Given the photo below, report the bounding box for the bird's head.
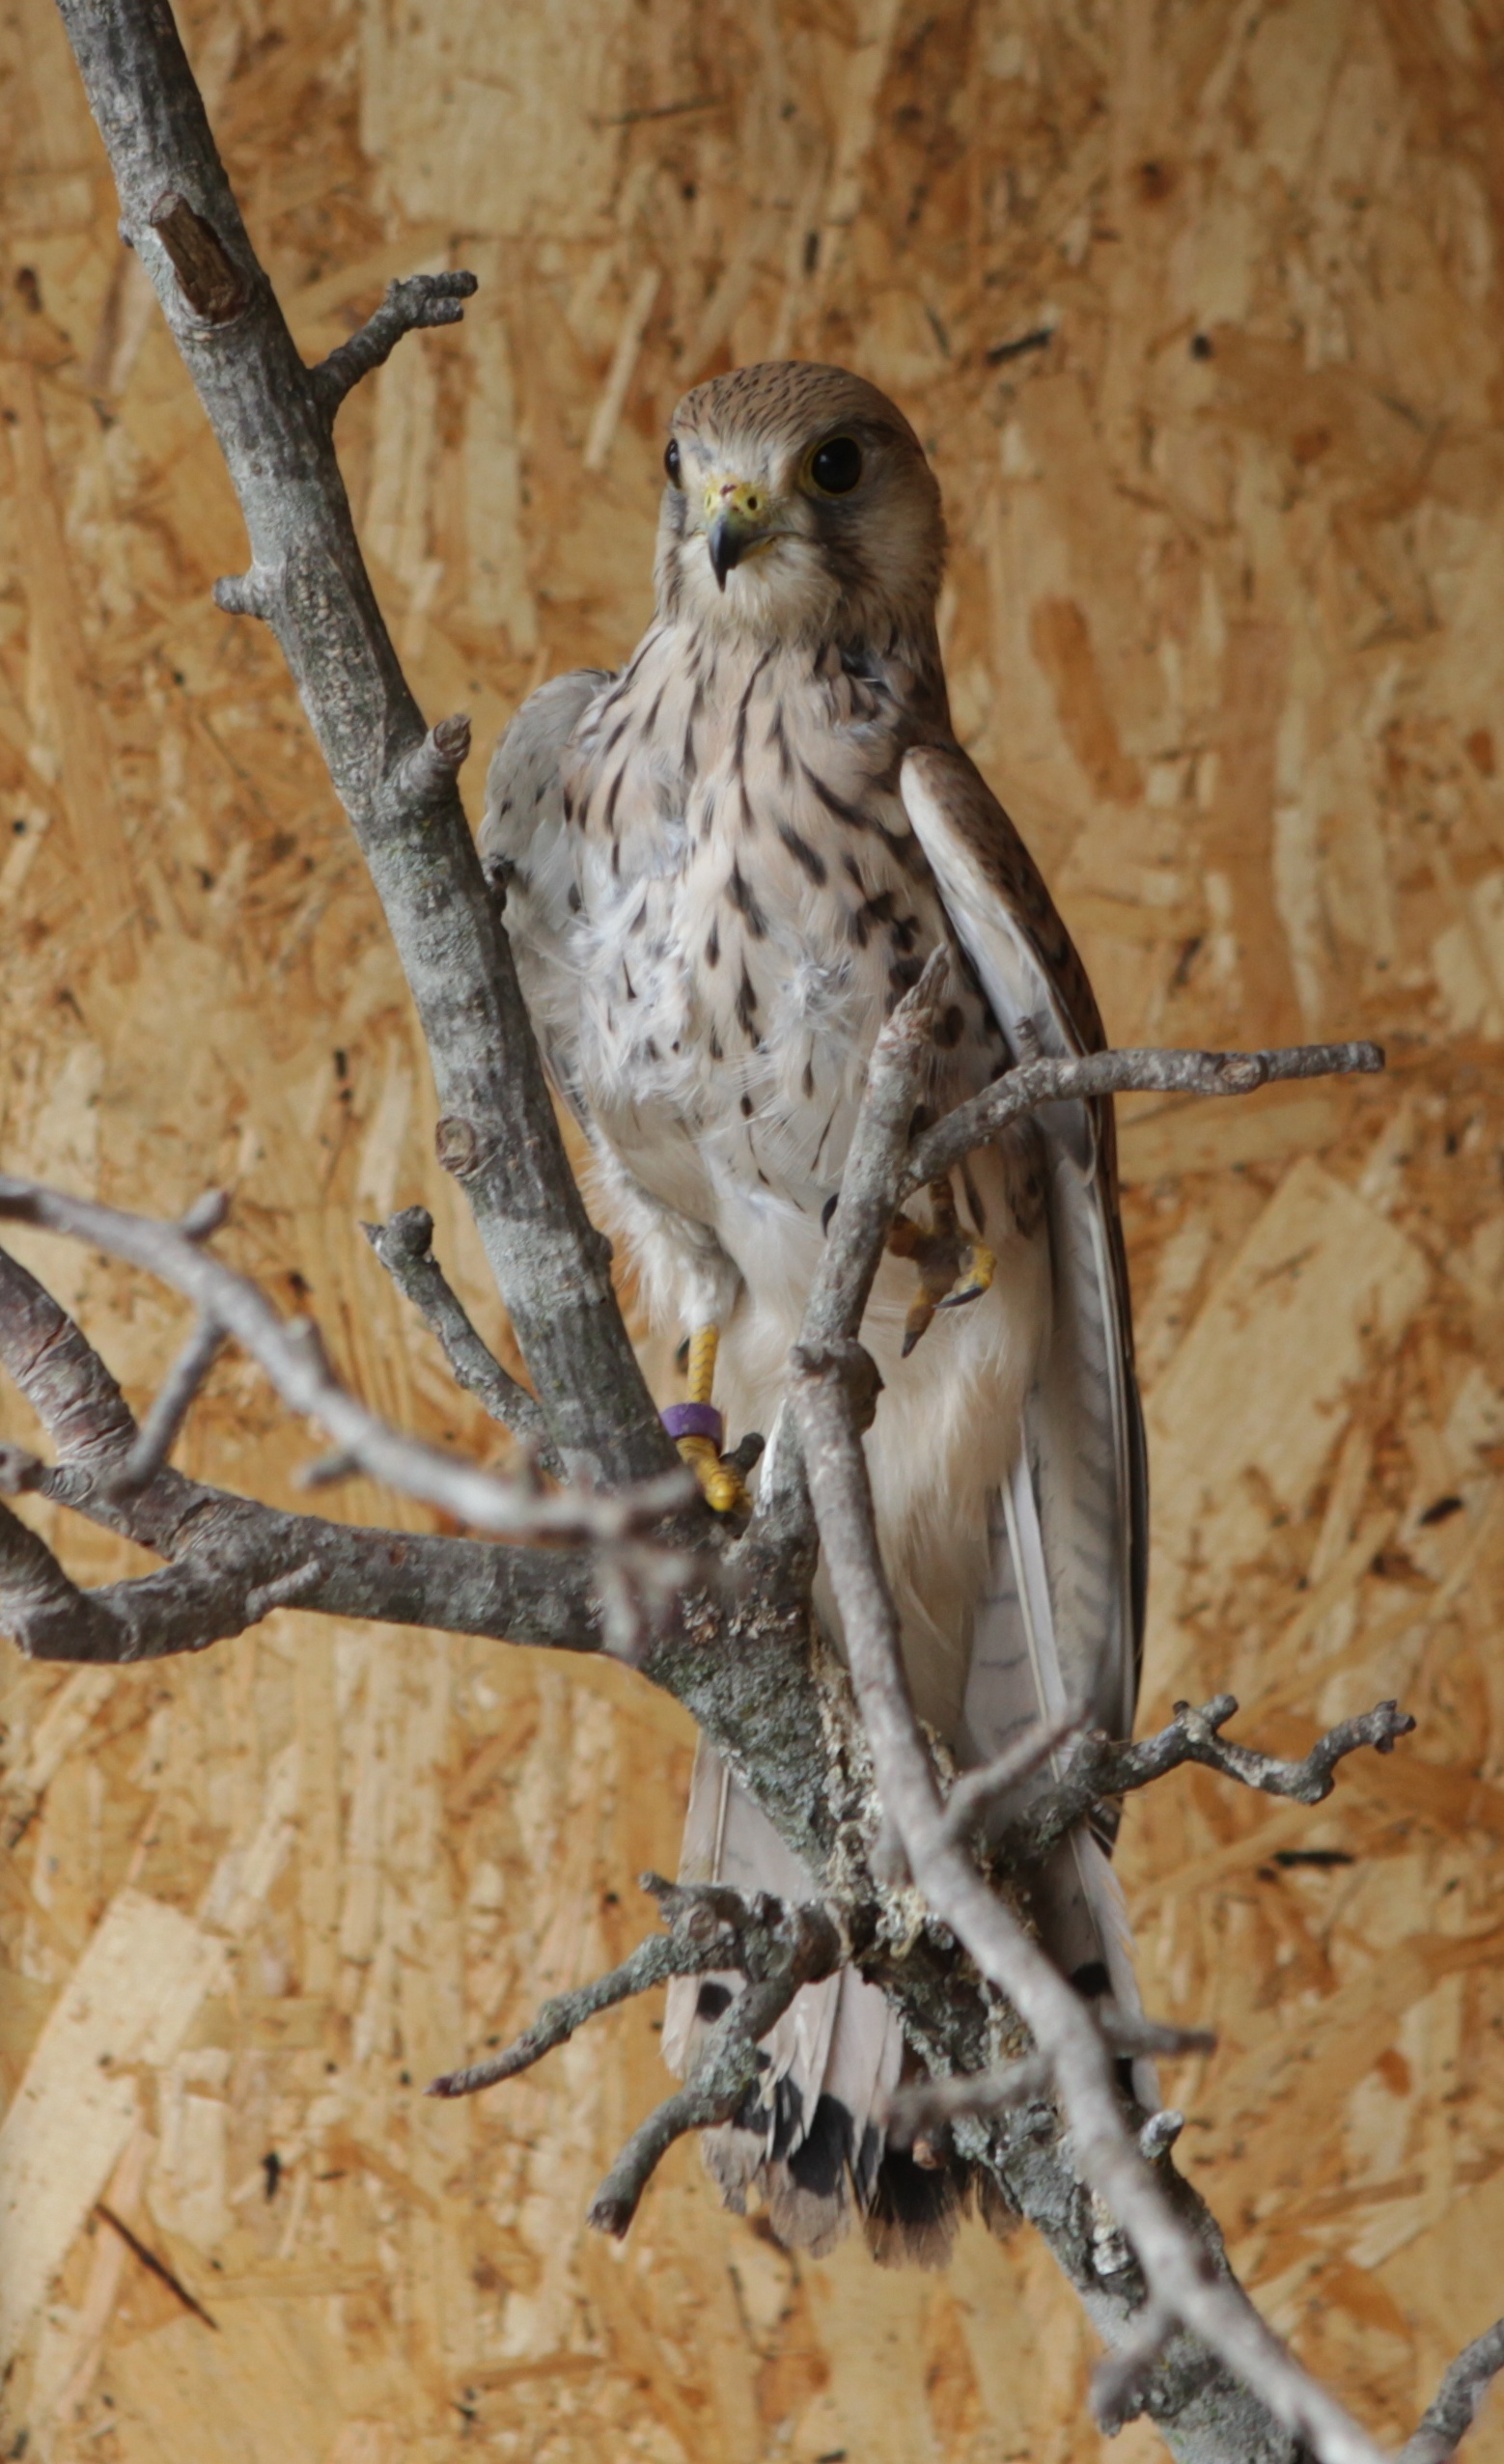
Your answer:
[655,362,946,651]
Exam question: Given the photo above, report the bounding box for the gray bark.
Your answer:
[55,0,669,1493]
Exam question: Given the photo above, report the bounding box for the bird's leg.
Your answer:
[888,1177,996,1358]
[662,1325,751,1514]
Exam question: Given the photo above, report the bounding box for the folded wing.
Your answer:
[902,744,1149,2026]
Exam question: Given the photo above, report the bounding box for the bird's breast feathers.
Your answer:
[554,623,1005,1232]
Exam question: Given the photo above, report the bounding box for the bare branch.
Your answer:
[588,1965,810,2238]
[755,996,1382,1562]
[789,1335,1392,2464]
[935,1702,1085,1851]
[1401,2320,1504,2464]
[311,271,479,417]
[587,1899,843,2237]
[363,1205,560,1472]
[431,1878,842,2238]
[430,1876,841,2099]
[1093,2299,1179,2435]
[57,0,670,1491]
[750,951,948,1537]
[107,1313,225,1496]
[428,1932,721,2100]
[887,2012,1215,2143]
[905,1038,1385,1196]
[0,1176,691,1544]
[1001,1695,1417,1869]
[0,1240,606,1659]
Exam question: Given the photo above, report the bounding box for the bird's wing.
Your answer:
[901,744,1147,1891]
[480,668,610,1121]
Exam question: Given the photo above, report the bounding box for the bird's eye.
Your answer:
[809,435,863,495]
[664,437,682,486]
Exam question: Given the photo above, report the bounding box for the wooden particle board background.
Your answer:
[3,0,1504,2454]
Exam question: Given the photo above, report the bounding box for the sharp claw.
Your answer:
[938,1242,996,1310]
[902,1297,934,1357]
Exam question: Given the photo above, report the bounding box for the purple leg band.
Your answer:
[662,1401,724,1447]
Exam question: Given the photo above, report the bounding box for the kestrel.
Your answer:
[482,363,1146,2262]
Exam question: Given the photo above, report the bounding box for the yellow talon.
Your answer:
[890,1178,996,1356]
[941,1239,995,1309]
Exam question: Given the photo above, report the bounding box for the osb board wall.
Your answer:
[1,0,1503,2454]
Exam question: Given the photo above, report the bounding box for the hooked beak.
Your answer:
[704,477,772,592]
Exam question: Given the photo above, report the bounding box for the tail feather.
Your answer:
[665,1745,955,2257]
[666,1417,1152,2263]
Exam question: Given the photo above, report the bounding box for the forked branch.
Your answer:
[0,1177,689,1545]
[363,1204,561,1473]
[996,1694,1417,1866]
[312,270,479,417]
[429,1877,843,2239]
[0,1240,609,1661]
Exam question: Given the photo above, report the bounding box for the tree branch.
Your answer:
[311,270,479,417]
[587,1946,826,2239]
[790,1337,1390,2464]
[999,1695,1417,1868]
[1400,2321,1504,2464]
[429,1901,729,2100]
[905,1038,1385,1196]
[56,0,670,1491]
[362,1205,561,1473]
[428,1873,843,2235]
[0,1177,689,1544]
[886,2010,1216,2142]
[0,1240,605,1658]
[107,1312,225,1497]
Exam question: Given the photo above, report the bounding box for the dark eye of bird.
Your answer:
[810,435,863,495]
[664,437,682,486]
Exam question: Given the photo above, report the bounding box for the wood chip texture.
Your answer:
[3,0,1504,2455]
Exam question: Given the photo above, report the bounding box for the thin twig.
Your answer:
[588,1967,804,2237]
[587,1901,843,2237]
[107,1313,225,1496]
[1400,2319,1504,2464]
[905,1039,1385,1197]
[311,271,478,416]
[428,1928,723,2099]
[0,1176,691,1544]
[1092,2300,1177,2435]
[886,2012,1215,2142]
[431,1880,843,2244]
[999,1695,1417,1868]
[363,1205,560,1472]
[935,1702,1085,1850]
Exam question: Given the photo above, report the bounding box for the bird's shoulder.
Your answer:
[480,667,611,880]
